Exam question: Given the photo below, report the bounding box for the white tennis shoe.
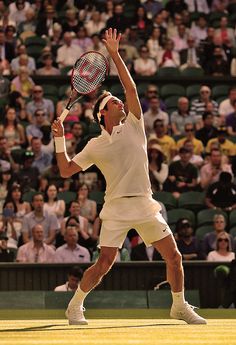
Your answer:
[65,304,88,325]
[170,302,207,324]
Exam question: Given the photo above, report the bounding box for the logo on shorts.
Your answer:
[162,227,167,232]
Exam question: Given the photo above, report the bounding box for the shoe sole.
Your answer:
[65,310,88,326]
[170,313,207,324]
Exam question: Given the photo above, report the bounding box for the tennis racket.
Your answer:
[59,51,109,122]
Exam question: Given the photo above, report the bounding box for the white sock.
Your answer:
[171,290,186,308]
[69,285,90,307]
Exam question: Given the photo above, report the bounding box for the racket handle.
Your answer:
[59,108,70,123]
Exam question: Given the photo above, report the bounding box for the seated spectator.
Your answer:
[0,232,14,262]
[140,84,166,113]
[26,85,54,123]
[62,7,81,34]
[14,150,39,193]
[36,53,60,76]
[175,218,201,260]
[201,214,234,258]
[60,201,89,238]
[109,47,133,76]
[179,36,202,70]
[54,266,83,291]
[119,29,140,61]
[0,169,12,214]
[0,107,26,150]
[172,140,204,168]
[148,143,168,192]
[200,148,232,189]
[106,3,128,33]
[134,45,157,77]
[85,11,106,36]
[0,200,21,250]
[195,111,218,147]
[43,184,65,224]
[54,226,91,263]
[0,61,10,99]
[207,231,235,262]
[185,0,209,14]
[11,44,35,76]
[172,24,188,53]
[11,66,35,98]
[131,241,162,261]
[30,137,52,174]
[189,13,208,46]
[5,183,31,223]
[226,99,236,136]
[148,119,177,162]
[163,146,199,198]
[0,28,15,72]
[22,192,59,245]
[56,31,83,69]
[35,4,58,38]
[26,109,49,143]
[147,27,163,59]
[219,86,236,123]
[205,45,230,76]
[157,39,180,68]
[41,155,62,188]
[77,184,97,227]
[144,96,169,136]
[72,26,93,54]
[131,5,153,41]
[190,85,218,127]
[205,172,236,211]
[16,224,55,263]
[215,16,235,47]
[205,127,235,157]
[176,123,204,156]
[170,97,197,136]
[18,7,37,38]
[9,0,30,26]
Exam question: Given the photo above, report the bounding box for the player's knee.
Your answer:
[165,248,182,267]
[96,255,115,276]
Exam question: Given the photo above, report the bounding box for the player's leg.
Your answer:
[153,235,206,324]
[66,246,118,325]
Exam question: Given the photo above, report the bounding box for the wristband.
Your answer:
[54,136,66,153]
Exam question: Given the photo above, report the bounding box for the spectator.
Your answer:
[190,14,208,46]
[62,7,81,34]
[11,66,35,98]
[56,87,82,123]
[85,11,106,36]
[72,26,93,54]
[140,84,166,113]
[18,7,36,38]
[17,224,55,263]
[165,0,188,18]
[43,184,65,224]
[36,5,58,38]
[172,24,188,53]
[60,201,89,237]
[147,27,163,59]
[205,45,230,76]
[54,226,91,263]
[26,85,55,123]
[190,85,218,126]
[9,0,30,26]
[170,97,196,136]
[134,45,157,77]
[207,231,235,262]
[41,155,63,188]
[26,109,49,144]
[215,16,235,47]
[0,169,12,213]
[147,143,168,192]
[200,148,232,189]
[143,0,163,19]
[205,127,235,157]
[0,200,20,250]
[219,87,236,122]
[5,25,17,49]
[144,96,169,136]
[179,36,202,70]
[14,150,39,192]
[106,3,128,33]
[131,5,153,41]
[0,107,26,150]
[185,0,209,13]
[0,28,15,71]
[77,183,97,226]
[36,54,60,76]
[30,137,52,173]
[119,28,141,59]
[131,241,162,260]
[54,266,83,292]
[205,171,236,211]
[176,123,204,156]
[0,6,16,30]
[0,232,14,262]
[56,31,83,69]
[11,44,36,76]
[226,100,236,136]
[175,218,201,260]
[195,111,218,147]
[172,139,204,168]
[22,192,59,245]
[157,39,180,68]
[109,47,133,76]
[5,183,31,223]
[163,146,199,198]
[149,119,176,162]
[0,61,10,98]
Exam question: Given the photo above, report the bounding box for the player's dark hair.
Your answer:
[93,90,110,126]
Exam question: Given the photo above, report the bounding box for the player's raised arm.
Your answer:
[52,119,82,178]
[103,28,142,119]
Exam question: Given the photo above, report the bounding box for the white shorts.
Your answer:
[99,211,172,248]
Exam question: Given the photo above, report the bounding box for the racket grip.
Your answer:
[59,108,70,123]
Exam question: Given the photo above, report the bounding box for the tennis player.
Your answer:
[52,28,206,325]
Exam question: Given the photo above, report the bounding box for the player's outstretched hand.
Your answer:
[52,118,64,137]
[102,28,121,56]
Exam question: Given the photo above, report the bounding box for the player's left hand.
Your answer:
[102,28,121,56]
[52,119,64,137]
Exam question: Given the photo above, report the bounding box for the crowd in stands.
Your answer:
[1,0,236,264]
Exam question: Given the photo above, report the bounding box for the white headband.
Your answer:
[97,94,113,123]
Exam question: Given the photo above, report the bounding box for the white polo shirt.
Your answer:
[72,112,152,202]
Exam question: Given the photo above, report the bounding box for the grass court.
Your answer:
[0,309,236,345]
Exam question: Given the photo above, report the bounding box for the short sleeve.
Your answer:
[72,141,94,171]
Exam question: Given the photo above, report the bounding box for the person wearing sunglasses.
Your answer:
[176,123,204,156]
[207,231,235,262]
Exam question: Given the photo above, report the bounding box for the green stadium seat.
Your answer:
[195,225,214,241]
[186,84,201,99]
[25,36,47,47]
[152,191,177,210]
[22,191,37,203]
[137,82,149,97]
[58,84,70,99]
[157,67,180,78]
[60,65,73,75]
[88,122,101,135]
[197,209,228,227]
[26,45,44,59]
[167,208,195,228]
[178,191,206,212]
[57,191,77,204]
[10,148,26,164]
[160,84,185,98]
[89,191,105,207]
[229,226,236,239]
[229,210,236,228]
[110,83,124,97]
[180,67,204,77]
[164,95,179,112]
[212,85,229,99]
[42,84,58,97]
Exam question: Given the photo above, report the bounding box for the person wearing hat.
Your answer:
[147,143,168,192]
[0,232,14,262]
[175,218,201,260]
[205,126,235,157]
